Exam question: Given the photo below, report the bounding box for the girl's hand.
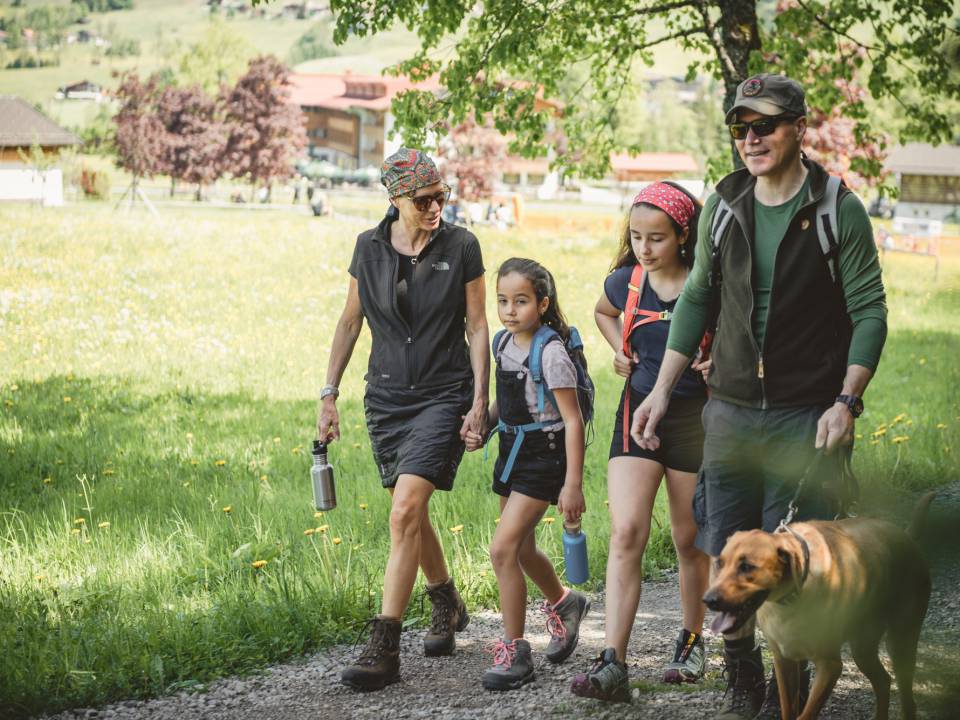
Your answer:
[463,429,486,452]
[691,355,712,383]
[613,349,637,379]
[317,397,340,443]
[557,483,585,524]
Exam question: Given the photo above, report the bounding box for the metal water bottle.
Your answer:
[562,520,589,584]
[311,440,336,510]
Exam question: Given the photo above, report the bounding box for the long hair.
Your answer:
[611,180,703,271]
[496,257,588,373]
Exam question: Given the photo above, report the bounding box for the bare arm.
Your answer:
[553,387,586,523]
[595,291,636,378]
[815,364,874,451]
[316,277,364,443]
[460,274,490,438]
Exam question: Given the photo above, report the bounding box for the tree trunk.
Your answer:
[195,184,202,202]
[170,176,176,198]
[717,0,761,168]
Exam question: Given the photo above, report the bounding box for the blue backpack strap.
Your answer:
[491,329,509,363]
[528,325,559,415]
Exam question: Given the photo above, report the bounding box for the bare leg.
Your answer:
[490,492,551,640]
[511,497,564,605]
[604,456,663,661]
[664,467,709,633]
[381,474,435,619]
[388,487,449,585]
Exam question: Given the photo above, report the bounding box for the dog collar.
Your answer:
[774,522,810,605]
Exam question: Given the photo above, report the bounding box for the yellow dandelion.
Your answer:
[876,423,888,431]
[273,437,281,444]
[98,521,110,529]
[892,436,909,444]
[103,469,115,476]
[186,432,194,439]
[317,524,329,533]
[937,423,947,430]
[332,537,342,545]
[604,499,610,506]
[190,459,199,466]
[872,428,887,438]
[495,517,501,524]
[304,528,315,536]
[55,459,63,464]
[34,574,44,582]
[870,439,880,445]
[353,544,364,550]
[314,511,325,518]
[9,384,16,391]
[291,446,302,455]
[73,518,85,525]
[359,503,368,510]
[222,506,232,514]
[3,400,11,407]
[449,524,464,534]
[542,517,556,524]
[42,477,52,484]
[215,459,226,466]
[251,560,268,569]
[892,414,906,424]
[919,357,927,366]
[855,434,863,440]
[63,396,72,403]
[352,443,361,449]
[260,474,268,481]
[183,482,190,487]
[70,528,81,535]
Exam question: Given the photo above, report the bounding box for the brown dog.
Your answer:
[703,494,933,720]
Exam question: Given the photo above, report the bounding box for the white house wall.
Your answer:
[0,167,65,206]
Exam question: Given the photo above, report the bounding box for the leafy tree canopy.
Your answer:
[283,0,959,180]
[178,18,257,96]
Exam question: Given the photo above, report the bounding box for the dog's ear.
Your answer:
[776,541,804,596]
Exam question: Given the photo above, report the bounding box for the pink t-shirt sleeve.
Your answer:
[542,341,577,392]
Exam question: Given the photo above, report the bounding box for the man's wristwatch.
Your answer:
[835,394,864,418]
[320,385,340,401]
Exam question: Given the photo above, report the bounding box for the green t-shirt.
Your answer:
[753,177,811,346]
[668,183,887,371]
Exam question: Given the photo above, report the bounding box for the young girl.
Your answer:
[570,182,711,702]
[464,258,590,691]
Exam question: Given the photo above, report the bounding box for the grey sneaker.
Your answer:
[543,590,591,663]
[662,629,706,683]
[481,638,535,691]
[570,647,631,703]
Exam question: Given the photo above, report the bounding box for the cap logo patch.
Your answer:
[743,77,763,97]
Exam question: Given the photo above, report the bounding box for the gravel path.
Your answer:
[44,488,960,720]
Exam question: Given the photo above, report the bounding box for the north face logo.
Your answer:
[432,261,450,271]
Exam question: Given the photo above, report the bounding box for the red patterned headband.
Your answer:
[632,182,695,229]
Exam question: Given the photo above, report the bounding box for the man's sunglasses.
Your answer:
[728,114,799,140]
[406,184,451,212]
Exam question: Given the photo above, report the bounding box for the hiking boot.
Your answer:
[570,647,631,703]
[544,589,591,664]
[341,616,402,691]
[753,663,810,719]
[714,646,765,720]
[423,577,470,657]
[662,628,707,683]
[481,638,535,690]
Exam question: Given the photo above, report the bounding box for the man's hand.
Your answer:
[613,349,637,379]
[460,401,489,442]
[691,355,712,383]
[631,389,670,450]
[557,483,586,524]
[815,403,855,452]
[317,397,340,443]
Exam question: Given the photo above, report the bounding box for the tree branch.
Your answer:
[633,26,706,52]
[604,0,699,24]
[694,0,737,81]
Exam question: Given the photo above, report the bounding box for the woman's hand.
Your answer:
[557,483,586,524]
[613,349,637,378]
[460,400,489,442]
[317,397,340,443]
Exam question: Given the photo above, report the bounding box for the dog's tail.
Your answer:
[906,491,936,541]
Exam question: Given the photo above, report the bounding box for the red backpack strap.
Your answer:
[622,264,645,356]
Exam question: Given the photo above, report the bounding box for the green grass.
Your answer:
[0,202,958,717]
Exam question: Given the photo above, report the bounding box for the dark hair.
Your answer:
[611,180,703,271]
[496,257,588,373]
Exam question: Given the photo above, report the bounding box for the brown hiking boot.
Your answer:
[714,647,765,720]
[423,578,470,656]
[341,616,402,691]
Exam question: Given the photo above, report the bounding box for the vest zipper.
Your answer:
[758,354,764,379]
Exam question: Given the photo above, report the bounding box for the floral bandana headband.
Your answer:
[380,147,442,199]
[632,182,695,229]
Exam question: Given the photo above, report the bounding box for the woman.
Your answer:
[316,148,489,691]
[570,182,711,702]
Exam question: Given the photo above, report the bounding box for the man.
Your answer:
[631,74,886,720]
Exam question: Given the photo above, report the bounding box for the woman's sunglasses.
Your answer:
[407,184,451,212]
[728,114,798,140]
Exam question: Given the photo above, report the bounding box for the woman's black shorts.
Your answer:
[364,380,473,491]
[609,385,706,473]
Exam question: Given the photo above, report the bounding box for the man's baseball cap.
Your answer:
[724,73,807,125]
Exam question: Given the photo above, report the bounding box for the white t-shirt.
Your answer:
[497,334,577,432]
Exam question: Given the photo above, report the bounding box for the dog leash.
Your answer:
[782,447,858,526]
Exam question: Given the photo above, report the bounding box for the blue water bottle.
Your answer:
[562,520,589,584]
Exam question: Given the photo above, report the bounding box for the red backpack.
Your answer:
[619,265,712,452]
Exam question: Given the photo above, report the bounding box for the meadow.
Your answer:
[0,202,957,717]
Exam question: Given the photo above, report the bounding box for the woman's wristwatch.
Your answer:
[320,385,340,401]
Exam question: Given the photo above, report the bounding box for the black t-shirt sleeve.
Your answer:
[462,233,485,283]
[348,235,363,278]
[603,265,633,312]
